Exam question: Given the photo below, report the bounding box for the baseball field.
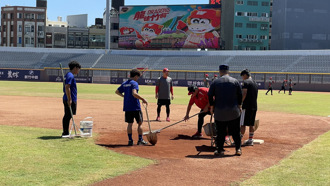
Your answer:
[0,81,329,185]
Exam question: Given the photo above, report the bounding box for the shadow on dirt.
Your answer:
[170,134,210,141]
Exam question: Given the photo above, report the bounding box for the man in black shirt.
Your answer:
[240,69,258,146]
[209,64,243,156]
[278,79,287,94]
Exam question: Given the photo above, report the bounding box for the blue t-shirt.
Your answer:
[63,72,77,102]
[117,79,141,111]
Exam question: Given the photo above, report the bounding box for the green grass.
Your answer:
[240,131,330,186]
[0,125,154,186]
[0,81,329,116]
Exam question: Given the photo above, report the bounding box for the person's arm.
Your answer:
[170,86,174,100]
[203,102,210,113]
[208,83,215,115]
[184,104,193,121]
[115,89,124,98]
[242,88,247,102]
[65,84,71,105]
[237,82,243,111]
[155,86,159,99]
[132,89,147,105]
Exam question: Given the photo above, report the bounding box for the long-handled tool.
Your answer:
[142,103,157,145]
[60,63,79,137]
[143,112,200,135]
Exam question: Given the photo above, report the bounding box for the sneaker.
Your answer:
[192,131,203,138]
[156,116,160,121]
[214,149,225,156]
[61,135,70,138]
[166,117,170,122]
[235,148,242,156]
[137,139,148,145]
[244,139,254,146]
[128,140,133,146]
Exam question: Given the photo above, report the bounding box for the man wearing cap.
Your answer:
[265,77,274,95]
[184,85,211,138]
[212,74,218,83]
[204,74,210,88]
[208,64,243,156]
[240,69,258,146]
[155,68,174,122]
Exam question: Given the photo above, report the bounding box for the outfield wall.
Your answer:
[1,68,327,92]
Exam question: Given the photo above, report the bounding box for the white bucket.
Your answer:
[80,117,93,137]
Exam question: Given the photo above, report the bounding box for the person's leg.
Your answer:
[166,104,170,118]
[135,111,147,145]
[125,111,134,146]
[157,105,161,117]
[62,101,71,136]
[229,117,241,152]
[265,88,270,95]
[271,88,273,95]
[197,111,207,133]
[215,120,227,155]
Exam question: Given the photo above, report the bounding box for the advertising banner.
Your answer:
[119,4,221,49]
[0,69,40,81]
[49,76,92,83]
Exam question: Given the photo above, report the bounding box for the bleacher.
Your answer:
[0,47,330,73]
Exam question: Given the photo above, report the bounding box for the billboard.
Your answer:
[209,0,221,5]
[119,5,221,49]
[0,69,40,81]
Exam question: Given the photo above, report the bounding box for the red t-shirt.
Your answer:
[189,87,209,109]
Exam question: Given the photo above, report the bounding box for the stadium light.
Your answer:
[105,0,111,50]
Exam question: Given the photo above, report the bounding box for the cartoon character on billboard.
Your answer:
[177,9,221,48]
[120,27,135,35]
[135,23,164,48]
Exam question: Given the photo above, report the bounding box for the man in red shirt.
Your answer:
[184,85,211,138]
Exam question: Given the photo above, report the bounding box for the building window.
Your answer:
[31,25,35,32]
[236,12,244,16]
[18,25,22,32]
[260,46,267,50]
[261,13,269,17]
[260,35,267,39]
[31,38,35,44]
[38,26,44,32]
[2,13,6,19]
[236,1,244,5]
[293,33,303,39]
[18,13,22,19]
[25,37,30,45]
[10,25,14,32]
[247,1,258,6]
[246,23,257,28]
[247,12,258,17]
[111,23,119,30]
[236,34,243,39]
[261,2,269,6]
[10,13,14,19]
[18,37,22,44]
[37,14,45,20]
[10,37,13,44]
[235,23,243,27]
[247,35,257,39]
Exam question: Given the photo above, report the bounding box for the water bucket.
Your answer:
[80,117,93,137]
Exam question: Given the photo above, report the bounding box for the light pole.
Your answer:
[105,0,111,50]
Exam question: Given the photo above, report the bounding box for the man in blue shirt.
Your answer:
[62,61,81,138]
[116,69,149,146]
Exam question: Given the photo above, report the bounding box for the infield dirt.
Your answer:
[1,95,329,186]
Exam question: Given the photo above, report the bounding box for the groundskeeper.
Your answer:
[116,69,149,146]
[62,61,81,138]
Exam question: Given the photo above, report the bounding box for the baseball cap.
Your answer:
[240,69,250,76]
[187,85,198,95]
[219,64,229,70]
[214,74,218,77]
[205,74,209,77]
[163,68,169,72]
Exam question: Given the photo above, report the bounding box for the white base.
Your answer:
[244,139,264,144]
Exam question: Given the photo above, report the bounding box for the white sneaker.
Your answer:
[61,135,71,138]
[244,139,254,146]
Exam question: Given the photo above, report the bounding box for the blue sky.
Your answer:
[0,0,209,26]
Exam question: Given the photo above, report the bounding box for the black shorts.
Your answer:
[125,110,143,124]
[240,109,257,126]
[63,100,77,115]
[157,99,171,106]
